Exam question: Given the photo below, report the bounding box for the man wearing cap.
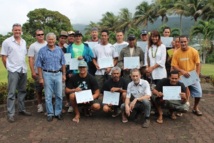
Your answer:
[140,30,148,42]
[67,31,75,45]
[36,32,66,122]
[28,29,47,113]
[113,31,128,55]
[1,23,32,123]
[57,31,68,53]
[66,31,94,75]
[118,34,144,82]
[93,29,119,90]
[65,60,100,123]
[90,27,99,42]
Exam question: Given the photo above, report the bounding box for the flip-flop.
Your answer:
[156,118,163,124]
[72,117,80,123]
[192,110,202,116]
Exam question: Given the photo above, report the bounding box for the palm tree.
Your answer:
[98,12,119,32]
[191,19,214,63]
[134,1,158,30]
[200,0,214,20]
[187,0,206,22]
[116,8,133,34]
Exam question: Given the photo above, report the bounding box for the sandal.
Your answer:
[156,118,163,124]
[72,117,80,123]
[176,113,183,117]
[192,110,202,116]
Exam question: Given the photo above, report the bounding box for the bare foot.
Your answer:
[72,115,80,123]
[156,115,163,124]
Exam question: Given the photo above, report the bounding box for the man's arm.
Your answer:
[92,89,100,99]
[92,58,99,69]
[61,65,66,82]
[195,63,200,76]
[172,66,190,77]
[29,57,37,79]
[125,97,131,116]
[1,55,7,68]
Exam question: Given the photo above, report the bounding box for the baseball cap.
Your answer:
[68,31,75,35]
[60,31,68,37]
[128,34,136,41]
[141,30,148,35]
[74,31,83,36]
[78,60,87,67]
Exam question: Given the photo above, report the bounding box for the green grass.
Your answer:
[201,64,214,76]
[0,57,31,83]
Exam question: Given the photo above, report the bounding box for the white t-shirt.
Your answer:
[144,44,167,80]
[113,41,128,55]
[1,36,27,73]
[93,43,118,75]
[28,41,47,73]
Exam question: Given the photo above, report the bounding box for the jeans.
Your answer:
[7,71,27,117]
[43,71,62,116]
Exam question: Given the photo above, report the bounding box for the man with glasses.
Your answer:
[28,29,47,113]
[1,23,32,123]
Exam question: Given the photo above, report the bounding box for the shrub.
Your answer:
[0,82,7,104]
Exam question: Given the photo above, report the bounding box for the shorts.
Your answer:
[188,81,202,98]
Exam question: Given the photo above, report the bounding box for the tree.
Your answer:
[98,12,119,32]
[191,19,214,63]
[200,0,214,20]
[22,8,73,36]
[134,2,158,29]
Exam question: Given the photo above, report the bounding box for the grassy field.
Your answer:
[0,58,214,83]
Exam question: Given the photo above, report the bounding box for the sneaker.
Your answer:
[7,116,15,123]
[37,104,44,113]
[142,119,150,128]
[67,106,73,113]
[112,108,121,117]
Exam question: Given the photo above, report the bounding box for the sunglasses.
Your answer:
[37,34,44,36]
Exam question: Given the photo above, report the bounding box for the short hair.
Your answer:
[35,29,44,34]
[130,68,141,75]
[46,32,56,40]
[148,30,162,48]
[163,26,171,32]
[169,70,179,76]
[116,31,124,34]
[179,35,189,40]
[12,23,21,29]
[101,29,109,35]
[111,66,121,73]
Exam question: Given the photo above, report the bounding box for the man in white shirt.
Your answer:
[28,29,47,113]
[93,30,118,90]
[1,23,32,123]
[121,69,151,128]
[113,31,128,55]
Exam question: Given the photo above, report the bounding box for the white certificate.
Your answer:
[86,42,98,50]
[69,58,80,70]
[115,44,127,54]
[103,91,120,105]
[180,70,200,87]
[64,53,71,65]
[163,86,181,100]
[124,57,140,69]
[75,90,94,104]
[161,37,173,48]
[137,41,147,53]
[98,57,114,69]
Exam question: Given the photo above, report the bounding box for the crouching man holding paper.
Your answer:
[152,70,189,124]
[65,60,100,123]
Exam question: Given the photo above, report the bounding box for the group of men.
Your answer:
[1,23,202,128]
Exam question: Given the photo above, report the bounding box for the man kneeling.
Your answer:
[121,69,151,128]
[152,70,189,124]
[65,61,100,123]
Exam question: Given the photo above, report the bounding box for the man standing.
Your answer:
[93,30,118,90]
[121,69,151,128]
[28,29,47,113]
[57,31,68,53]
[90,27,99,42]
[118,35,144,82]
[36,33,66,122]
[102,67,128,117]
[65,61,100,123]
[113,31,128,54]
[1,23,31,123]
[171,35,202,116]
[67,31,75,45]
[140,30,148,42]
[152,70,189,124]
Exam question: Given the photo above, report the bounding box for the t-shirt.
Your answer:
[66,73,99,94]
[171,46,200,72]
[155,78,186,93]
[72,43,84,58]
[102,77,128,93]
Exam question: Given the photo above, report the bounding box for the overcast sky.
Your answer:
[0,0,152,35]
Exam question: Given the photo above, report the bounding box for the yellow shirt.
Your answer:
[171,46,200,72]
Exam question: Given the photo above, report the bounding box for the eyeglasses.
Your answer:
[37,34,44,36]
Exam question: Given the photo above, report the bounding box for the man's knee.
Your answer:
[69,93,76,101]
[142,99,151,107]
[103,105,110,112]
[92,103,100,110]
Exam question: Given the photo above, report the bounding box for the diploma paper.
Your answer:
[161,37,173,48]
[75,90,94,104]
[137,41,148,53]
[180,70,200,87]
[163,86,181,100]
[69,58,79,70]
[124,57,140,69]
[98,57,114,69]
[64,53,71,65]
[103,91,120,105]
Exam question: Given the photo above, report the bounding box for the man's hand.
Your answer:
[106,67,111,74]
[75,87,82,92]
[31,73,37,80]
[95,64,100,70]
[62,75,66,82]
[181,70,190,78]
[77,56,83,60]
[130,99,137,110]
[157,92,163,97]
[39,78,44,87]
[110,87,120,92]
[146,67,154,73]
[180,92,186,101]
